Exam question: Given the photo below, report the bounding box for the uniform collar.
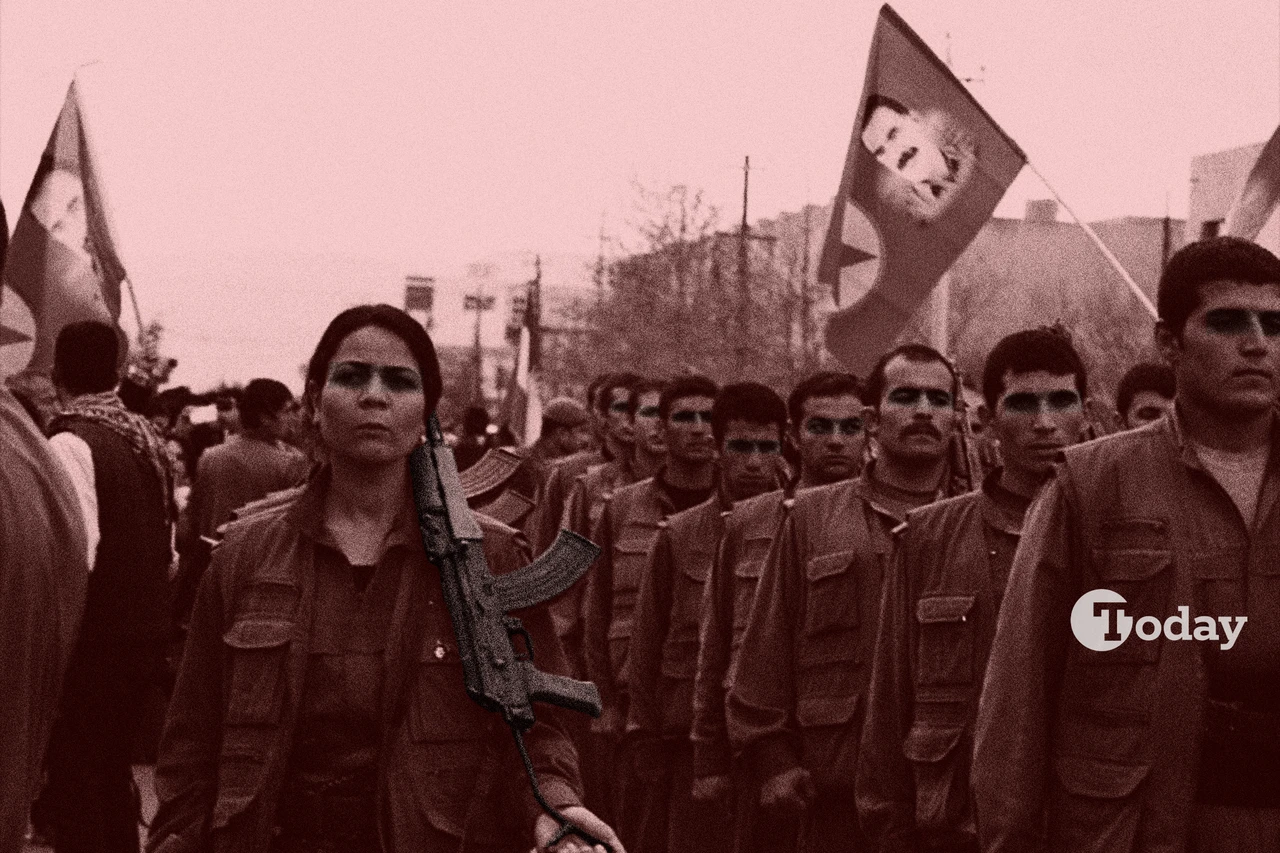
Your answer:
[979,468,1032,536]
[1165,404,1280,472]
[285,463,421,554]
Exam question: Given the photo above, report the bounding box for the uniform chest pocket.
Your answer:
[802,550,861,641]
[1090,545,1173,664]
[731,550,767,649]
[915,595,976,690]
[669,549,714,646]
[408,640,494,742]
[1188,548,1247,621]
[614,531,657,598]
[222,617,294,725]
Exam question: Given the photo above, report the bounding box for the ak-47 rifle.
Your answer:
[408,414,611,851]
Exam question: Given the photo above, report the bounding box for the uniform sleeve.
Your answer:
[582,498,620,714]
[691,516,738,778]
[623,524,675,738]
[726,507,802,784]
[492,528,586,823]
[529,464,571,557]
[48,431,99,569]
[148,552,229,852]
[972,477,1075,853]
[547,475,591,665]
[856,526,919,852]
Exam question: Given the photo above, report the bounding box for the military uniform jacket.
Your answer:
[581,475,676,730]
[148,468,582,853]
[691,487,789,779]
[725,474,902,792]
[856,473,1025,852]
[527,449,605,556]
[625,488,733,739]
[973,413,1280,853]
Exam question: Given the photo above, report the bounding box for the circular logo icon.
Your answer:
[1071,588,1131,652]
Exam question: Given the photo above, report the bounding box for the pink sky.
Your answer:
[2,0,1278,389]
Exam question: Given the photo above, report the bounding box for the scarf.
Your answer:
[49,391,176,522]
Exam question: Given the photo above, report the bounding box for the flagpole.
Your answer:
[1024,160,1157,318]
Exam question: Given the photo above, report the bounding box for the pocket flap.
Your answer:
[806,550,855,581]
[735,557,766,579]
[1053,755,1149,799]
[916,595,975,624]
[222,618,293,649]
[902,723,964,763]
[796,692,858,727]
[1187,549,1247,580]
[1092,549,1171,581]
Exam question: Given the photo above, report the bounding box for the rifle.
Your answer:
[409,414,611,851]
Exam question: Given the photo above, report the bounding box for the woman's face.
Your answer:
[314,324,425,466]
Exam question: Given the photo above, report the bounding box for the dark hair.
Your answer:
[54,321,119,395]
[240,378,295,429]
[628,378,668,414]
[117,375,154,414]
[597,372,642,415]
[659,374,718,420]
[864,343,957,408]
[864,94,910,128]
[305,304,443,428]
[1158,237,1280,337]
[586,373,613,411]
[787,371,863,428]
[981,326,1089,410]
[1116,361,1175,417]
[712,382,787,445]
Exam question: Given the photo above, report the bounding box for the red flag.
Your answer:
[1223,124,1280,241]
[1,80,128,376]
[818,5,1026,374]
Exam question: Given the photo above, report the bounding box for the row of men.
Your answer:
[472,236,1279,853]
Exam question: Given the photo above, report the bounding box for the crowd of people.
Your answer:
[1,234,1278,853]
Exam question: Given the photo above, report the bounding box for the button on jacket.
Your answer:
[972,413,1280,853]
[148,468,583,853]
[856,472,1027,852]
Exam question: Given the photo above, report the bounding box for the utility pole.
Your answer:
[800,204,813,373]
[737,155,751,366]
[464,263,496,405]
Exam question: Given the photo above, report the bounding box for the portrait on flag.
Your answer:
[818,5,1025,375]
[1,81,127,377]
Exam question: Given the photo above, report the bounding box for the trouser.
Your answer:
[799,786,865,853]
[582,729,621,830]
[626,737,734,853]
[44,641,163,853]
[731,758,799,853]
[1188,805,1280,852]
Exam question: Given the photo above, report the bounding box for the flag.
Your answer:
[498,263,543,444]
[817,5,1026,374]
[1223,124,1280,241]
[1,80,128,377]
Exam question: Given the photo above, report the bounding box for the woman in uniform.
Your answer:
[148,304,619,853]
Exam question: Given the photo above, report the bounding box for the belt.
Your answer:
[1204,698,1280,753]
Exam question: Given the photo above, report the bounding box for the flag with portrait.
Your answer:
[818,5,1026,374]
[1,79,128,377]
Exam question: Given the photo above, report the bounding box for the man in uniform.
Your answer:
[624,382,788,853]
[973,237,1280,852]
[690,370,866,853]
[727,344,965,852]
[529,372,640,556]
[857,327,1090,852]
[1115,361,1176,429]
[582,374,719,847]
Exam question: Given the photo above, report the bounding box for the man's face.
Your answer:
[720,419,782,502]
[1158,281,1280,420]
[871,356,958,464]
[216,399,241,434]
[662,394,716,465]
[862,105,952,195]
[603,386,635,446]
[553,423,593,456]
[794,393,866,485]
[632,390,666,456]
[988,370,1086,480]
[1123,390,1175,429]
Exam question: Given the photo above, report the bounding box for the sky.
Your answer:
[2,0,1278,390]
